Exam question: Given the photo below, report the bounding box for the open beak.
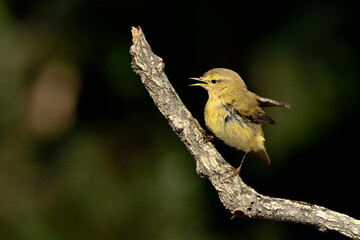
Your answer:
[189,77,207,87]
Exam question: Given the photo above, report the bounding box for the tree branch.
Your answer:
[129,26,360,239]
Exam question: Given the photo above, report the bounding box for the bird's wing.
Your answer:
[258,96,290,109]
[238,112,275,125]
[256,113,275,124]
[226,102,276,125]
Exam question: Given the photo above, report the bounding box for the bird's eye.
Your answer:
[211,79,217,84]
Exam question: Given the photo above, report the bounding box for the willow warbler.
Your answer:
[190,68,289,175]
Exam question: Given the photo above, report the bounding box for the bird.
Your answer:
[190,68,289,176]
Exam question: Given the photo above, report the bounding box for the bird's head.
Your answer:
[190,68,247,96]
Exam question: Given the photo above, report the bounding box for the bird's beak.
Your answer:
[189,77,207,87]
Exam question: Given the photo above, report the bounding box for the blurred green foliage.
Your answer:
[0,0,359,239]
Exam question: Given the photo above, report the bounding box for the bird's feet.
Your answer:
[199,129,214,143]
[224,151,248,179]
[225,166,241,179]
[201,134,214,143]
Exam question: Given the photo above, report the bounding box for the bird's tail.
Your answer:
[253,149,271,166]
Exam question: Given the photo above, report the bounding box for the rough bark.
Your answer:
[129,26,360,239]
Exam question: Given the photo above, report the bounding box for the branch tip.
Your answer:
[131,26,142,45]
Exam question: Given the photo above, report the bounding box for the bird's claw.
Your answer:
[225,166,241,179]
[198,129,214,143]
[200,134,214,143]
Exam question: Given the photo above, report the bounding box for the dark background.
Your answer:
[0,0,359,239]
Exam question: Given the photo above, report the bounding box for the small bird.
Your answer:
[190,68,289,175]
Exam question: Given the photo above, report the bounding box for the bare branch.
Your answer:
[129,26,360,239]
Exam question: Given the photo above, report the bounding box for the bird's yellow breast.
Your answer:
[204,97,265,152]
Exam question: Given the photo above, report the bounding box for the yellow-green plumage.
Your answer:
[190,68,289,166]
